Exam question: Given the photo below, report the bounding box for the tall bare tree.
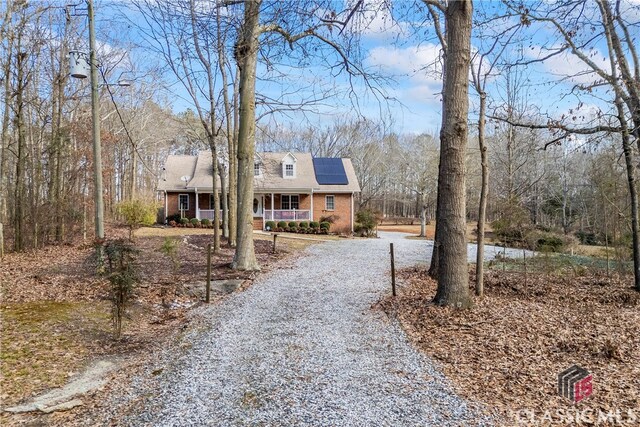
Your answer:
[470,9,521,297]
[502,0,640,290]
[231,0,261,269]
[431,0,474,308]
[231,0,384,270]
[132,0,231,252]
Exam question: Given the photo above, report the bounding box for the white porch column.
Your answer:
[310,189,314,221]
[271,192,274,221]
[195,188,199,219]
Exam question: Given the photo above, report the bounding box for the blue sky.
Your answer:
[97,0,640,136]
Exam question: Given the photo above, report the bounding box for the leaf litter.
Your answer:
[377,267,640,426]
[1,225,298,425]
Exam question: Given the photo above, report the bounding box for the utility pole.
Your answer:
[88,0,104,265]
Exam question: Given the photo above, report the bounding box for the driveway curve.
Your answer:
[113,232,500,426]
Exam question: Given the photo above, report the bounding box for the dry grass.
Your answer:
[378,222,494,242]
[378,223,436,238]
[378,268,640,426]
[134,226,216,237]
[574,244,615,258]
[254,231,344,250]
[135,227,343,251]
[1,301,111,404]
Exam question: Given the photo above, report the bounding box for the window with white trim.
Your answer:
[281,195,299,210]
[325,195,335,210]
[254,162,261,176]
[285,163,294,177]
[179,194,189,211]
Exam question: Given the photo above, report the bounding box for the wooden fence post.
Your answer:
[273,234,278,253]
[390,242,396,297]
[206,243,212,303]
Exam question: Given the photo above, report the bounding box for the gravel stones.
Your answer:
[107,232,497,426]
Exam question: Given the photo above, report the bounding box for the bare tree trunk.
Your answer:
[432,0,473,309]
[217,5,236,246]
[419,192,426,237]
[428,164,441,278]
[232,0,261,271]
[188,0,220,252]
[14,51,26,252]
[475,91,488,297]
[598,0,640,290]
[428,4,448,279]
[618,108,640,290]
[211,141,221,252]
[219,158,229,239]
[561,147,569,234]
[52,23,67,242]
[506,121,514,199]
[232,65,241,242]
[0,1,12,226]
[89,0,105,265]
[129,147,137,200]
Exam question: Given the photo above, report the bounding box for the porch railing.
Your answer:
[264,210,311,221]
[198,209,222,220]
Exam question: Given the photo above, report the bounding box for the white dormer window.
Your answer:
[281,152,297,179]
[254,162,261,177]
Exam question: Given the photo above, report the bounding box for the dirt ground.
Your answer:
[0,225,306,423]
[378,267,640,426]
[378,222,492,242]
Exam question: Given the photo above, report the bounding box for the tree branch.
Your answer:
[488,114,621,135]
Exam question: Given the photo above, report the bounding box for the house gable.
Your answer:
[254,153,264,178]
[281,152,297,179]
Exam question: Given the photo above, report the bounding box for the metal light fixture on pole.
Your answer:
[69,0,131,267]
[87,0,104,264]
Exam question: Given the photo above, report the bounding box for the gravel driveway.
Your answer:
[112,232,503,426]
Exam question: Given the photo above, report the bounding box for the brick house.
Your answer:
[158,151,361,234]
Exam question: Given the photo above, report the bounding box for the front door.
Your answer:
[253,195,263,217]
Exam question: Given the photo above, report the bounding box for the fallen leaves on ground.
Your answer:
[0,225,302,422]
[377,268,640,426]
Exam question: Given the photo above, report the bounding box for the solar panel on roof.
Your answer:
[313,157,349,185]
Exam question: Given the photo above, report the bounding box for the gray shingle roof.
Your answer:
[158,151,360,193]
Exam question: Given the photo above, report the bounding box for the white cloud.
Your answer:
[527,45,611,86]
[345,0,410,41]
[366,44,443,85]
[364,43,449,121]
[558,102,606,124]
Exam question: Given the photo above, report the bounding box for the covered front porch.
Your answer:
[253,193,313,229]
[193,191,222,221]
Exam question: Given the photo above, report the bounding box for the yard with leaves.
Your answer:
[378,261,640,425]
[0,226,304,423]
